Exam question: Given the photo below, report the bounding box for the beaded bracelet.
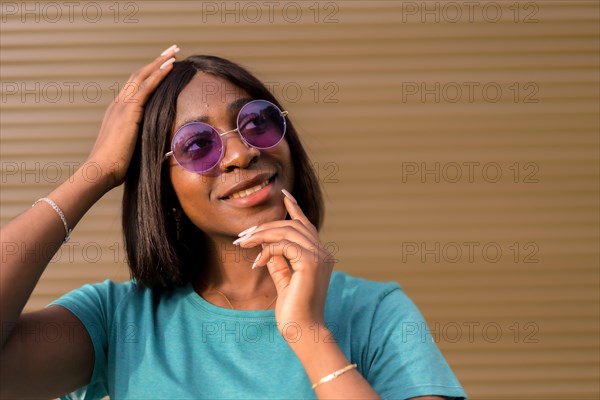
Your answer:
[311,363,358,390]
[32,197,72,243]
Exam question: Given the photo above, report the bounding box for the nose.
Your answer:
[218,129,260,173]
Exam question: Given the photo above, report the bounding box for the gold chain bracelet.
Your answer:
[311,363,358,390]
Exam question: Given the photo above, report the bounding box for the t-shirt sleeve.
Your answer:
[365,287,467,400]
[47,280,131,400]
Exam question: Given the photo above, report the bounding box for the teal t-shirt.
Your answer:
[49,271,467,399]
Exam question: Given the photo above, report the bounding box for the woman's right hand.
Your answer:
[86,44,180,190]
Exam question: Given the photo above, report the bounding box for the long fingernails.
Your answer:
[161,44,178,56]
[238,225,258,237]
[251,252,262,269]
[160,57,176,70]
[233,235,250,245]
[281,189,297,204]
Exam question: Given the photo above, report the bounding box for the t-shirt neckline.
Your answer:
[183,282,276,319]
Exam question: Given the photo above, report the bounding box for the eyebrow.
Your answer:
[176,97,253,129]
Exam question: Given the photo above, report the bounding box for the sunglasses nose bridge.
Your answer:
[218,127,239,137]
[219,127,252,149]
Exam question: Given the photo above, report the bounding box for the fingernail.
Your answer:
[238,225,258,237]
[233,235,249,245]
[160,44,177,56]
[281,189,297,204]
[251,252,262,269]
[160,57,176,70]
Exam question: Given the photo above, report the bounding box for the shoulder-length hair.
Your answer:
[122,55,324,289]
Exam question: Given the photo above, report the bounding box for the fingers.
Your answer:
[117,45,180,104]
[251,238,312,271]
[281,189,316,232]
[233,189,324,269]
[237,222,328,271]
[264,255,293,293]
[233,189,319,247]
[244,230,333,272]
[236,219,315,244]
[233,220,320,248]
[234,223,316,252]
[130,44,180,83]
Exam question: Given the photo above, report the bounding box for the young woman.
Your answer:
[0,46,467,399]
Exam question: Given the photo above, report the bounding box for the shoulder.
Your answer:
[325,271,417,327]
[327,271,405,307]
[52,279,140,307]
[48,279,153,330]
[325,271,435,341]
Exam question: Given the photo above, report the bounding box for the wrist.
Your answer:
[284,325,379,398]
[279,320,328,347]
[284,323,340,361]
[77,159,120,194]
[284,325,352,387]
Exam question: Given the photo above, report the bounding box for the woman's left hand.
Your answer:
[234,191,334,335]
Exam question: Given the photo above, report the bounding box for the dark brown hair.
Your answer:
[122,55,324,289]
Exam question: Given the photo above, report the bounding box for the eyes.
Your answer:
[182,132,218,160]
[168,100,287,174]
[240,113,270,135]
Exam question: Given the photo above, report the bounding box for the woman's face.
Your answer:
[168,72,294,238]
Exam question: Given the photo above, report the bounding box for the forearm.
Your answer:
[0,162,110,347]
[288,324,380,399]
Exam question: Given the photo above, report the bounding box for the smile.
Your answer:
[228,178,270,199]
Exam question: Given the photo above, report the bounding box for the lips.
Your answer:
[229,179,270,199]
[219,173,275,200]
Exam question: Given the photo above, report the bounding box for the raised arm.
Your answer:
[0,46,179,398]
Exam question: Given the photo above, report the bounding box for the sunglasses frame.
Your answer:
[164,99,288,173]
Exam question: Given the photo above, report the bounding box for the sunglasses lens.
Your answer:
[237,100,286,149]
[172,123,223,173]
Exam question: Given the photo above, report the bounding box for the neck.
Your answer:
[192,234,276,309]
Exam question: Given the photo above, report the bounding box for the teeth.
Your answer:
[230,179,269,199]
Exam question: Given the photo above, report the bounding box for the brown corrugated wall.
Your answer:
[1,1,599,398]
